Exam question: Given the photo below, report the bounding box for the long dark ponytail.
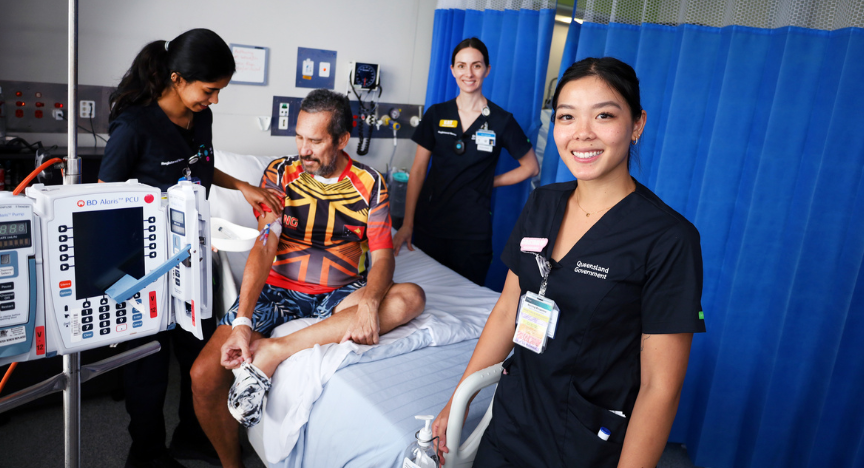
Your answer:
[109,28,235,121]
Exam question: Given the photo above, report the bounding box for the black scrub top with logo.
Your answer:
[99,101,215,195]
[491,180,706,468]
[411,99,532,241]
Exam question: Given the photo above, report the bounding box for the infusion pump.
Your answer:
[0,180,211,366]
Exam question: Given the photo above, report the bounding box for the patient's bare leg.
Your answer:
[192,325,267,468]
[249,282,425,378]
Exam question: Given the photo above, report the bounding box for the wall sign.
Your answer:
[296,47,337,89]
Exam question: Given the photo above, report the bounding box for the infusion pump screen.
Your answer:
[72,208,145,299]
[0,220,31,250]
[170,209,185,236]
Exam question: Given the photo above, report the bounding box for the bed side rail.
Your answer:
[446,361,503,468]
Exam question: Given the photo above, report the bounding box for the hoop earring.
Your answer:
[631,137,639,145]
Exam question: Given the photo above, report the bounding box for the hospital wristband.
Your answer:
[232,317,253,330]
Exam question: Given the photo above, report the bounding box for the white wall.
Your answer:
[0,0,436,172]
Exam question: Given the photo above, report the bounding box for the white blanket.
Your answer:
[256,246,499,463]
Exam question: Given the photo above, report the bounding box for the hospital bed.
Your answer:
[211,151,503,467]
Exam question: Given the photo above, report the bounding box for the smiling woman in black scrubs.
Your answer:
[100,29,281,468]
[392,37,539,286]
[431,57,706,468]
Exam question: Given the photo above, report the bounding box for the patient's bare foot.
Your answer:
[249,338,284,378]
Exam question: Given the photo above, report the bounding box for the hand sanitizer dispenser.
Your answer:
[402,415,439,468]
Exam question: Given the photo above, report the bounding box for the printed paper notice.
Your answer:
[0,325,26,347]
[231,45,269,85]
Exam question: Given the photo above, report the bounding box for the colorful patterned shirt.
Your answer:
[259,152,392,294]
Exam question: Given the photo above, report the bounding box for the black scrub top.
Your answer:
[411,99,532,241]
[492,180,706,468]
[99,101,215,195]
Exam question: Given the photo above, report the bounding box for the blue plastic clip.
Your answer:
[105,245,191,303]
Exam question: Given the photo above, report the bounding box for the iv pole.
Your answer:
[64,0,81,464]
[0,1,162,466]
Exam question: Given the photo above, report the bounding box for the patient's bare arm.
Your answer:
[220,211,281,369]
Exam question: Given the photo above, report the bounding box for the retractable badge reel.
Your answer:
[513,237,560,354]
[475,107,496,153]
[179,145,208,185]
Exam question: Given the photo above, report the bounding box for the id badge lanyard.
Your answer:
[513,238,561,354]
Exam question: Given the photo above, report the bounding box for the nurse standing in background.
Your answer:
[392,37,539,286]
[100,28,281,468]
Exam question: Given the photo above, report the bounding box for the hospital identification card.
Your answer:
[513,291,559,354]
[476,129,496,152]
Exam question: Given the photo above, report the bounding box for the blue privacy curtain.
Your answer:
[544,1,864,467]
[425,0,555,290]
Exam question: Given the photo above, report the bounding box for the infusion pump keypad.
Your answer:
[46,194,167,350]
[69,294,143,341]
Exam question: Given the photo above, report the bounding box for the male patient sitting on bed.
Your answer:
[191,88,426,468]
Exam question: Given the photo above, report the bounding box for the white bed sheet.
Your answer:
[248,245,500,465]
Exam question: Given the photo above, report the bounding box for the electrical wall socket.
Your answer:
[52,109,64,121]
[79,100,95,119]
[279,103,289,117]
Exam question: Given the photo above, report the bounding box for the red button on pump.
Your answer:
[60,280,72,288]
[35,110,43,118]
[144,194,154,204]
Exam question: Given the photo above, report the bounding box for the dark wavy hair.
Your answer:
[109,29,235,121]
[552,57,643,169]
[451,37,489,66]
[299,89,354,143]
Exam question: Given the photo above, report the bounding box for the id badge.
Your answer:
[179,176,202,185]
[513,291,560,353]
[476,129,496,152]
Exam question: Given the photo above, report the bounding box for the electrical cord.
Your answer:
[60,112,108,144]
[13,157,64,195]
[0,362,17,395]
[2,137,44,153]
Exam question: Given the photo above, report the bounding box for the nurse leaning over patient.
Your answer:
[392,37,539,286]
[431,57,706,467]
[99,28,281,468]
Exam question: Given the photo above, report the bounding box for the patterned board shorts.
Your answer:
[218,280,366,337]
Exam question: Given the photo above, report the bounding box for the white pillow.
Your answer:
[210,150,281,229]
[211,150,282,287]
